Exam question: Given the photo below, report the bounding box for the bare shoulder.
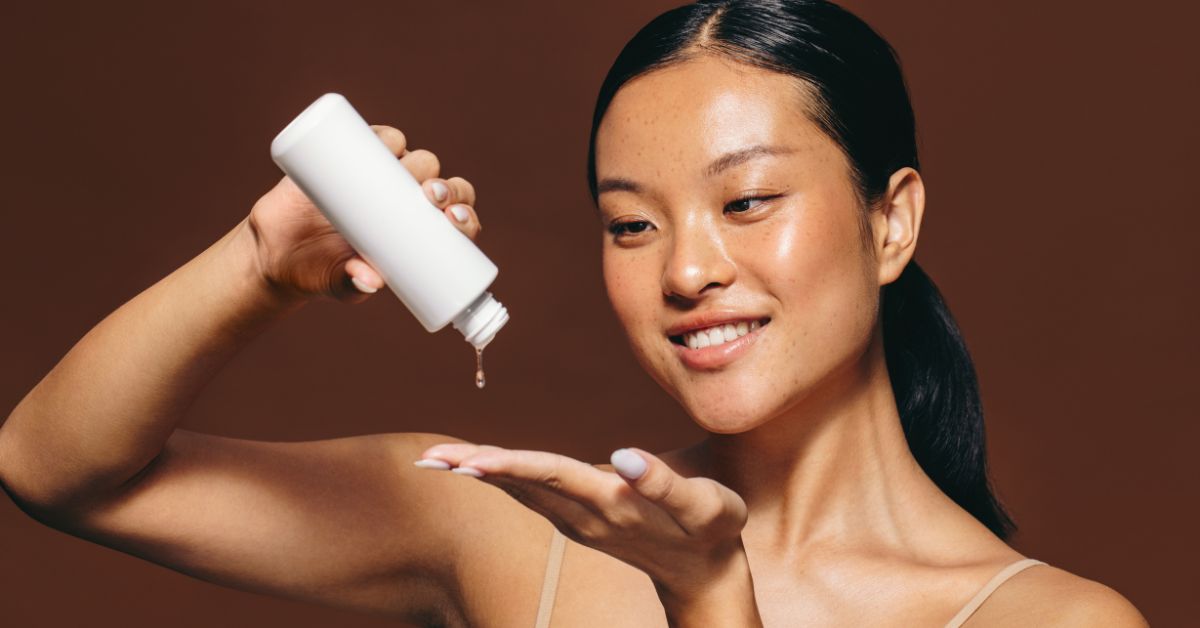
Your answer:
[970,562,1149,627]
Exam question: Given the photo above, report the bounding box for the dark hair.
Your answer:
[585,0,1016,540]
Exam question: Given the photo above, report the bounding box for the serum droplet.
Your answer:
[474,346,486,389]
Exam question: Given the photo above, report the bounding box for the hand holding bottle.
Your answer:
[247,125,482,304]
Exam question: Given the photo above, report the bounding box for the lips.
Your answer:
[665,315,771,370]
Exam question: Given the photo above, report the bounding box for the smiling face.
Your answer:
[594,54,888,433]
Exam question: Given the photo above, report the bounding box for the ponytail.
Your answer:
[882,260,1016,539]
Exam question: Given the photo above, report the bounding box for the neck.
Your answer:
[687,327,962,562]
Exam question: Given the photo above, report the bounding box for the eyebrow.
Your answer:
[597,144,798,195]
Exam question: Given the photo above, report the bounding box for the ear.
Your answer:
[870,167,925,286]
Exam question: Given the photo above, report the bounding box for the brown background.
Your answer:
[1,1,1195,625]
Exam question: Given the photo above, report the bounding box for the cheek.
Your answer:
[602,249,659,337]
[738,202,877,362]
[603,250,678,385]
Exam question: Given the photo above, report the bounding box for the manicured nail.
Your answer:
[451,466,484,477]
[611,448,646,480]
[351,276,377,293]
[413,459,451,470]
[449,205,470,223]
[430,180,449,203]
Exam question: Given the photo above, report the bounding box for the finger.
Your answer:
[370,125,408,157]
[419,444,679,536]
[480,450,684,539]
[423,178,452,208]
[445,204,481,240]
[467,449,631,522]
[416,442,492,464]
[419,443,600,521]
[481,475,602,539]
[423,444,612,506]
[421,176,477,210]
[445,176,476,207]
[345,256,384,294]
[398,148,440,182]
[610,447,746,535]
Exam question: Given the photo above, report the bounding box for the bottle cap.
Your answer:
[452,292,509,349]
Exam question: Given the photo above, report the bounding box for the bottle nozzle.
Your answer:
[452,292,509,349]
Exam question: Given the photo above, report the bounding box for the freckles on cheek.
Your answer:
[795,226,875,355]
[764,221,800,269]
[603,263,668,375]
[752,214,817,290]
[603,257,653,327]
[753,207,864,330]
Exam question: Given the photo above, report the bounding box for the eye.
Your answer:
[725,194,780,214]
[608,220,654,237]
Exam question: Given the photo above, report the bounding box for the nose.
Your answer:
[661,221,737,301]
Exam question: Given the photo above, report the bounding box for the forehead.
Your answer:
[595,55,830,178]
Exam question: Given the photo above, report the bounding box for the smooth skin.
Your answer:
[0,54,1147,626]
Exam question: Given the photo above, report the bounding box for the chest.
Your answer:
[514,540,971,628]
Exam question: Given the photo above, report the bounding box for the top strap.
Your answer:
[943,558,1048,628]
[534,527,567,628]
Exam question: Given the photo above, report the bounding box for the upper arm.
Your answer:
[15,429,506,623]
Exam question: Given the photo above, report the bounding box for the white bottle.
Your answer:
[270,93,509,349]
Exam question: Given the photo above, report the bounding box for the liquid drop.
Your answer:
[474,346,486,389]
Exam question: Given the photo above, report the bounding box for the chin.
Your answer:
[629,338,788,434]
[672,378,782,434]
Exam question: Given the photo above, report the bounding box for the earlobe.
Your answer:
[876,167,924,286]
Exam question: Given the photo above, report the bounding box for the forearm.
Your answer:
[0,217,303,511]
[656,550,764,628]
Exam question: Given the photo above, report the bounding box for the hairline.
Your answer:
[593,46,878,256]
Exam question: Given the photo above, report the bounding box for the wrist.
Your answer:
[655,549,763,627]
[217,217,307,331]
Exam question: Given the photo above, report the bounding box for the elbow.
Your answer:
[0,433,47,519]
[0,461,86,529]
[0,403,44,511]
[0,423,84,524]
[0,436,48,521]
[0,411,147,528]
[0,420,25,506]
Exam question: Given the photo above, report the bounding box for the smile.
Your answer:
[667,317,770,370]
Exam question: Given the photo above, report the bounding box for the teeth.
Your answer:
[679,320,763,349]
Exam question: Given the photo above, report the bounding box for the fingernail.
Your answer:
[449,205,470,223]
[351,275,377,293]
[451,466,484,477]
[431,181,449,203]
[611,448,646,480]
[413,458,451,470]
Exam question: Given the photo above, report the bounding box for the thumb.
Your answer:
[344,256,384,297]
[611,447,692,515]
[611,447,747,536]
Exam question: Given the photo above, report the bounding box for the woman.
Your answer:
[0,0,1147,626]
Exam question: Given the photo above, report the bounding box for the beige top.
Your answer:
[532,527,1047,627]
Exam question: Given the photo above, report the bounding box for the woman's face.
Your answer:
[594,55,885,433]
